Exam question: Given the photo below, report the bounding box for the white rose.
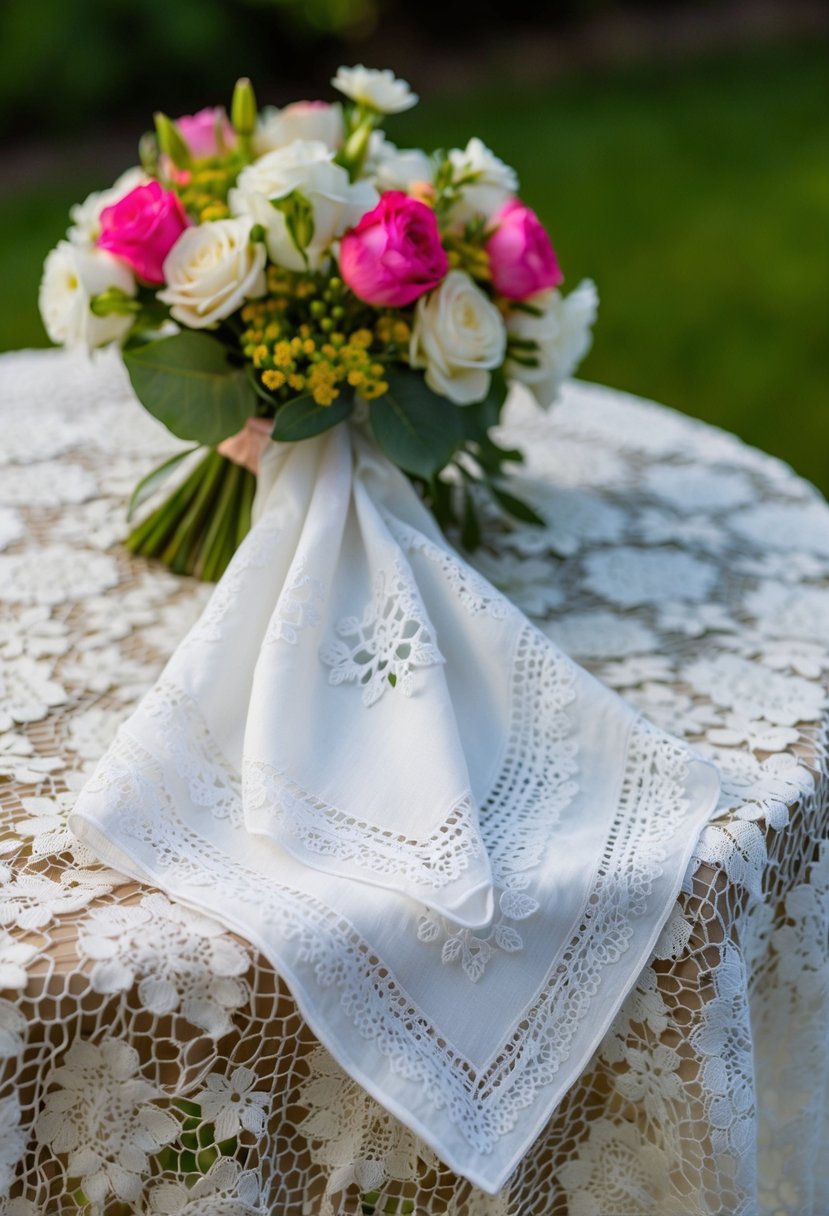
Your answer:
[373,145,434,193]
[331,65,417,114]
[253,102,344,156]
[410,270,507,405]
[506,280,598,407]
[229,140,377,272]
[158,219,267,329]
[447,138,518,223]
[68,167,148,246]
[364,130,396,172]
[39,241,136,350]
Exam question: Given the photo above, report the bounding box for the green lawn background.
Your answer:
[2,43,827,492]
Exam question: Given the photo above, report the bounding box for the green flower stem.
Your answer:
[125,453,212,554]
[164,457,229,573]
[125,449,254,581]
[161,451,226,573]
[237,467,256,546]
[199,461,248,581]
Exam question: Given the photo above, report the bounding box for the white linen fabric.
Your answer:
[68,410,719,1192]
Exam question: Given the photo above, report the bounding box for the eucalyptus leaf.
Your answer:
[123,331,255,446]
[369,371,463,480]
[272,389,354,442]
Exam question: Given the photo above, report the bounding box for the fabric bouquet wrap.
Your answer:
[46,67,721,1193]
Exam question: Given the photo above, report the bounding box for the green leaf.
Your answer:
[457,372,509,462]
[474,369,509,431]
[123,331,256,446]
[471,433,524,476]
[489,483,546,526]
[461,486,482,551]
[428,473,458,532]
[272,389,354,442]
[126,445,199,522]
[369,370,463,480]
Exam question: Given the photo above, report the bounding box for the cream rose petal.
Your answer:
[159,219,267,329]
[410,271,507,405]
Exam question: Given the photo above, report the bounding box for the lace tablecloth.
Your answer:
[0,347,827,1216]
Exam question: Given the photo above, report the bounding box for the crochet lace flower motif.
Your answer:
[76,891,250,1037]
[193,1064,270,1140]
[33,1038,178,1206]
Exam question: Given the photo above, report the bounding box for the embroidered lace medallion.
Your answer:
[70,419,720,1193]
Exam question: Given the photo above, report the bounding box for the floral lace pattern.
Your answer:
[33,1038,180,1206]
[141,679,245,828]
[76,891,251,1036]
[416,626,578,980]
[387,515,513,620]
[0,350,826,1213]
[75,664,706,1174]
[243,756,485,888]
[182,512,283,647]
[320,561,444,705]
[263,557,325,646]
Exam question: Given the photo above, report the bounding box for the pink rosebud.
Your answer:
[485,199,563,301]
[97,182,190,284]
[176,106,235,158]
[339,191,448,309]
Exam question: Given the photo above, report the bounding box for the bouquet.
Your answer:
[40,66,598,580]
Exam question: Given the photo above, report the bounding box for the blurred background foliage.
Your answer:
[1,0,827,492]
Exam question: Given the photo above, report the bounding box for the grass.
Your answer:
[2,41,827,492]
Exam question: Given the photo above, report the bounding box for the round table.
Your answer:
[0,348,826,1215]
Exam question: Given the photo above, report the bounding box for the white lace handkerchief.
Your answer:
[70,423,720,1194]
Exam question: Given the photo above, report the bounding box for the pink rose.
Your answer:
[485,199,563,301]
[339,191,448,308]
[176,107,235,158]
[97,182,190,284]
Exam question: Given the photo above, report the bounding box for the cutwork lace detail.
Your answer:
[386,516,513,621]
[80,708,696,1159]
[264,557,325,646]
[100,678,487,891]
[140,679,243,828]
[243,759,483,889]
[183,513,282,645]
[320,561,444,706]
[417,626,579,980]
